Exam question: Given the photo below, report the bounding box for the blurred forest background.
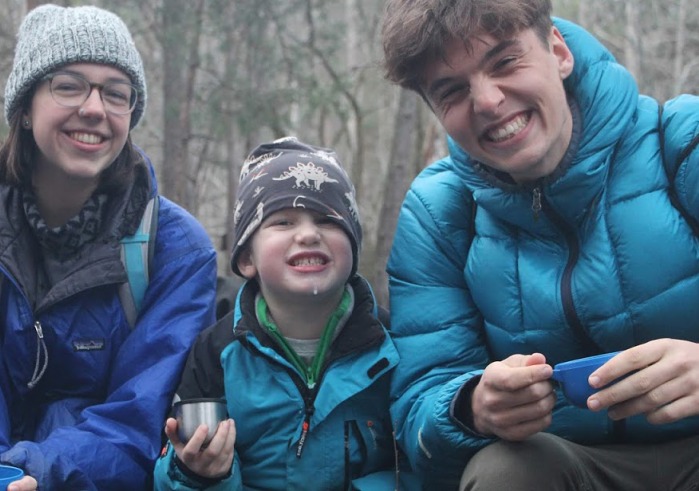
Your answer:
[1,0,698,307]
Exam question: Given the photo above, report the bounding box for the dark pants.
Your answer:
[460,432,699,491]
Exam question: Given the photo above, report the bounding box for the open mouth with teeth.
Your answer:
[69,132,105,145]
[486,112,530,143]
[290,256,327,267]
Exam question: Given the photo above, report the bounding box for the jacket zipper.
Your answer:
[296,394,315,458]
[537,190,598,355]
[27,320,49,389]
[0,271,50,389]
[243,334,321,460]
[247,292,387,462]
[344,422,351,488]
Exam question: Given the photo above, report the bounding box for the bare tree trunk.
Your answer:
[673,0,687,94]
[372,89,420,308]
[161,0,187,206]
[182,0,205,213]
[224,4,241,276]
[623,0,641,82]
[577,1,589,27]
[303,0,365,197]
[161,0,203,210]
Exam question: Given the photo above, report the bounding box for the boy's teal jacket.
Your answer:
[387,18,699,487]
[153,276,414,490]
[0,154,217,490]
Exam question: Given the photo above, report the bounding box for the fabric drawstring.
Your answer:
[393,428,401,490]
[532,186,542,220]
[27,321,48,389]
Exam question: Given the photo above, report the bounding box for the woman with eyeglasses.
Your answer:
[0,5,217,491]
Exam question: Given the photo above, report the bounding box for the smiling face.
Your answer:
[422,27,574,183]
[24,63,132,194]
[236,208,353,307]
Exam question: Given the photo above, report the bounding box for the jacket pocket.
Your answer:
[344,418,394,481]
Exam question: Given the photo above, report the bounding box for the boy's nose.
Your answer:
[295,223,321,244]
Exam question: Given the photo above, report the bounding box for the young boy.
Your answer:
[153,137,412,490]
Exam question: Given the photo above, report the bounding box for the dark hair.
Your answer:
[0,95,141,193]
[382,0,553,92]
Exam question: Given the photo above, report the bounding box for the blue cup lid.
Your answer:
[0,464,24,484]
[554,351,620,371]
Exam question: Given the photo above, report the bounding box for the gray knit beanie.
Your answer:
[231,137,363,278]
[4,4,147,128]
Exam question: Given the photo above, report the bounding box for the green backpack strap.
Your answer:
[119,196,159,328]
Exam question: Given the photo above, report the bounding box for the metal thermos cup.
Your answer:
[173,397,228,445]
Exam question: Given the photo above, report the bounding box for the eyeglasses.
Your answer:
[43,72,139,115]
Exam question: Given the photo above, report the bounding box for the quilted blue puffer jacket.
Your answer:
[387,18,699,487]
[0,152,217,490]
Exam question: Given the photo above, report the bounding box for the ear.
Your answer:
[236,248,257,280]
[550,27,574,80]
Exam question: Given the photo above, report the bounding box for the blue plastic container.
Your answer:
[551,352,621,408]
[0,464,24,490]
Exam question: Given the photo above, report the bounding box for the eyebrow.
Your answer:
[425,38,520,100]
[55,68,131,84]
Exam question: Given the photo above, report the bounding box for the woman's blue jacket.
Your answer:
[0,154,217,490]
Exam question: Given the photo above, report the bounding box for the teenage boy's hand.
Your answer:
[471,353,556,441]
[164,417,236,479]
[587,338,699,424]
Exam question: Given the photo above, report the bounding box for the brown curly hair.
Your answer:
[381,0,553,93]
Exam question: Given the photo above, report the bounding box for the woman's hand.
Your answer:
[7,475,38,491]
[164,417,236,479]
[588,339,699,423]
[471,352,556,441]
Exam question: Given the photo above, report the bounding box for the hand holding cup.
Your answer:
[173,398,228,445]
[164,398,236,480]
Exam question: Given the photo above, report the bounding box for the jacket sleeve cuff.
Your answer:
[173,454,232,487]
[449,375,493,439]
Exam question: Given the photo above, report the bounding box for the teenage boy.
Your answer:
[381,0,699,489]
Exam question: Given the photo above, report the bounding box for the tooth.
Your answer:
[72,132,101,144]
[489,115,527,142]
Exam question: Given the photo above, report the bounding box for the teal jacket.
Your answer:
[154,277,417,490]
[387,18,699,488]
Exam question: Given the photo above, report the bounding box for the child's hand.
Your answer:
[7,475,38,491]
[164,417,236,479]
